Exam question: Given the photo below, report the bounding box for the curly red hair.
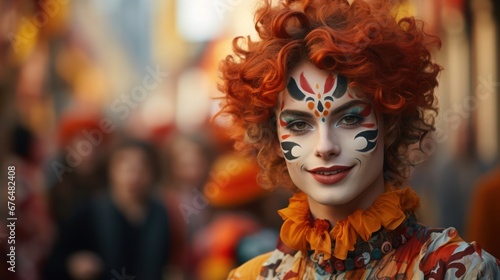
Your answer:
[218,0,442,190]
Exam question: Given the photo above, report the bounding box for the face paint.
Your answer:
[334,103,379,152]
[276,61,385,207]
[281,141,301,161]
[355,130,378,152]
[287,69,348,122]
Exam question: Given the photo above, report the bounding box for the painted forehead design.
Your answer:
[286,68,348,122]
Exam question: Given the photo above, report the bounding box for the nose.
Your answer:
[314,126,340,160]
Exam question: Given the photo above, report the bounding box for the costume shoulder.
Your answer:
[420,227,500,279]
[227,252,273,280]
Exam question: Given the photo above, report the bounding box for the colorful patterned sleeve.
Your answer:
[227,252,273,280]
[419,227,500,279]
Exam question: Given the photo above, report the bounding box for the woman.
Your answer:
[45,139,171,280]
[218,0,500,278]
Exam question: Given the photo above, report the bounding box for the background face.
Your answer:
[276,61,385,206]
[110,147,153,201]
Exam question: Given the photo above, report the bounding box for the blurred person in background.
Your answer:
[44,138,172,280]
[46,114,112,230]
[0,123,54,280]
[160,131,217,279]
[218,0,500,278]
[466,163,500,259]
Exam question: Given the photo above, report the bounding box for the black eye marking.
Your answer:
[354,129,378,152]
[332,75,348,98]
[281,141,301,160]
[287,77,306,101]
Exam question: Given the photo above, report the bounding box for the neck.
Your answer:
[308,174,385,226]
[111,191,147,224]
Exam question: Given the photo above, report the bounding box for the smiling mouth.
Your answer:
[307,166,354,184]
[314,169,348,175]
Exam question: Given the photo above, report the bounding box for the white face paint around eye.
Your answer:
[276,61,385,207]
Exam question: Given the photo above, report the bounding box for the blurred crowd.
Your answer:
[0,112,291,280]
[1,0,500,280]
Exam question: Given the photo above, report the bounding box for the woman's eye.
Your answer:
[343,116,358,124]
[338,115,363,127]
[287,121,312,133]
[291,122,308,130]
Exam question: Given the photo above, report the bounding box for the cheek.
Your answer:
[356,141,384,172]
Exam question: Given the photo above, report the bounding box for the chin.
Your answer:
[315,196,352,206]
[307,188,355,206]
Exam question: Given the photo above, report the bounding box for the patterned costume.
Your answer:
[229,188,500,279]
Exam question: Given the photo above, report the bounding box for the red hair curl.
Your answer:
[218,0,442,190]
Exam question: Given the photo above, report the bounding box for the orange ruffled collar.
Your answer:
[278,187,420,260]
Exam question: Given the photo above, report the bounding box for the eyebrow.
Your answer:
[279,109,314,119]
[330,100,369,115]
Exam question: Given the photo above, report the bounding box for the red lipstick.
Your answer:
[307,165,353,185]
